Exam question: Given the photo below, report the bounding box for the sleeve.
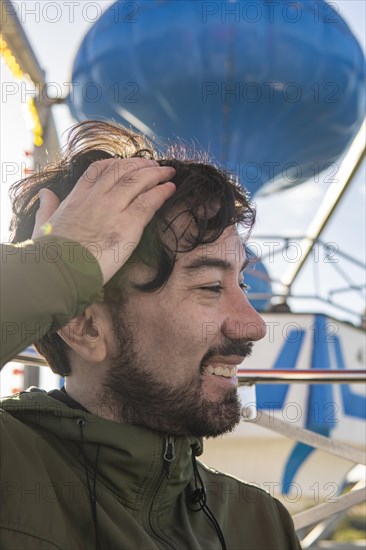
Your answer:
[274,498,303,549]
[0,236,104,368]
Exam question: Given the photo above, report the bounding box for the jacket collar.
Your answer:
[2,388,203,513]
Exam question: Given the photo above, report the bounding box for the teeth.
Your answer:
[205,364,237,378]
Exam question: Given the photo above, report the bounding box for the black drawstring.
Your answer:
[78,418,101,550]
[188,448,227,550]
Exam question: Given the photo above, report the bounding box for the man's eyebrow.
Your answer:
[182,257,249,273]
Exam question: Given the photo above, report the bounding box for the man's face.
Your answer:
[102,225,266,437]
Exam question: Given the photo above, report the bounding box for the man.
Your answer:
[1,121,301,549]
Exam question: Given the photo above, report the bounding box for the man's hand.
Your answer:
[32,158,176,284]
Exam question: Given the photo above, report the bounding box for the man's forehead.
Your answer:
[122,226,247,291]
[178,226,248,272]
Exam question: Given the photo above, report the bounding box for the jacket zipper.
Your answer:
[148,436,176,549]
[163,435,176,479]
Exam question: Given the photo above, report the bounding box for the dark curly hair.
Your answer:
[9,120,256,376]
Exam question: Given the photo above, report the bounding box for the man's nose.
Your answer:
[222,291,267,342]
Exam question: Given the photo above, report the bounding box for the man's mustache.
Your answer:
[201,341,253,367]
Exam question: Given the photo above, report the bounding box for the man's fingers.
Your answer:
[32,189,61,239]
[71,158,175,213]
[108,165,176,206]
[95,181,176,284]
[80,158,175,198]
[28,160,176,284]
[126,181,176,223]
[78,158,159,189]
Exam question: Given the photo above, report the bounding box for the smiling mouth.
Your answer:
[204,364,238,378]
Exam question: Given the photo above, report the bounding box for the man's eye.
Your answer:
[200,285,223,293]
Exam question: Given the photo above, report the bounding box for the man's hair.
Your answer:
[9,120,255,376]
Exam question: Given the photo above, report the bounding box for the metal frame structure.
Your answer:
[280,120,366,297]
[238,371,366,547]
[244,237,365,320]
[238,370,366,384]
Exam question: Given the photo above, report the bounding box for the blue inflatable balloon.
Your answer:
[69,0,365,194]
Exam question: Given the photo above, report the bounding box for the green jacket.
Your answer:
[1,239,301,549]
[1,238,103,368]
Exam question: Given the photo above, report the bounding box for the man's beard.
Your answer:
[101,308,253,438]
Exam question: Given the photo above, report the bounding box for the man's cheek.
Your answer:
[201,321,220,343]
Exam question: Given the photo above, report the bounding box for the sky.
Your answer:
[1,0,365,326]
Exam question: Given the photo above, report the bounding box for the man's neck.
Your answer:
[65,379,120,422]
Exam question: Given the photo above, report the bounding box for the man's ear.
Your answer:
[58,304,113,363]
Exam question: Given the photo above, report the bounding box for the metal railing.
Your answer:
[238,369,366,384]
[13,353,48,367]
[238,370,366,545]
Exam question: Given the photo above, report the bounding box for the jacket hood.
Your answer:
[1,388,203,512]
